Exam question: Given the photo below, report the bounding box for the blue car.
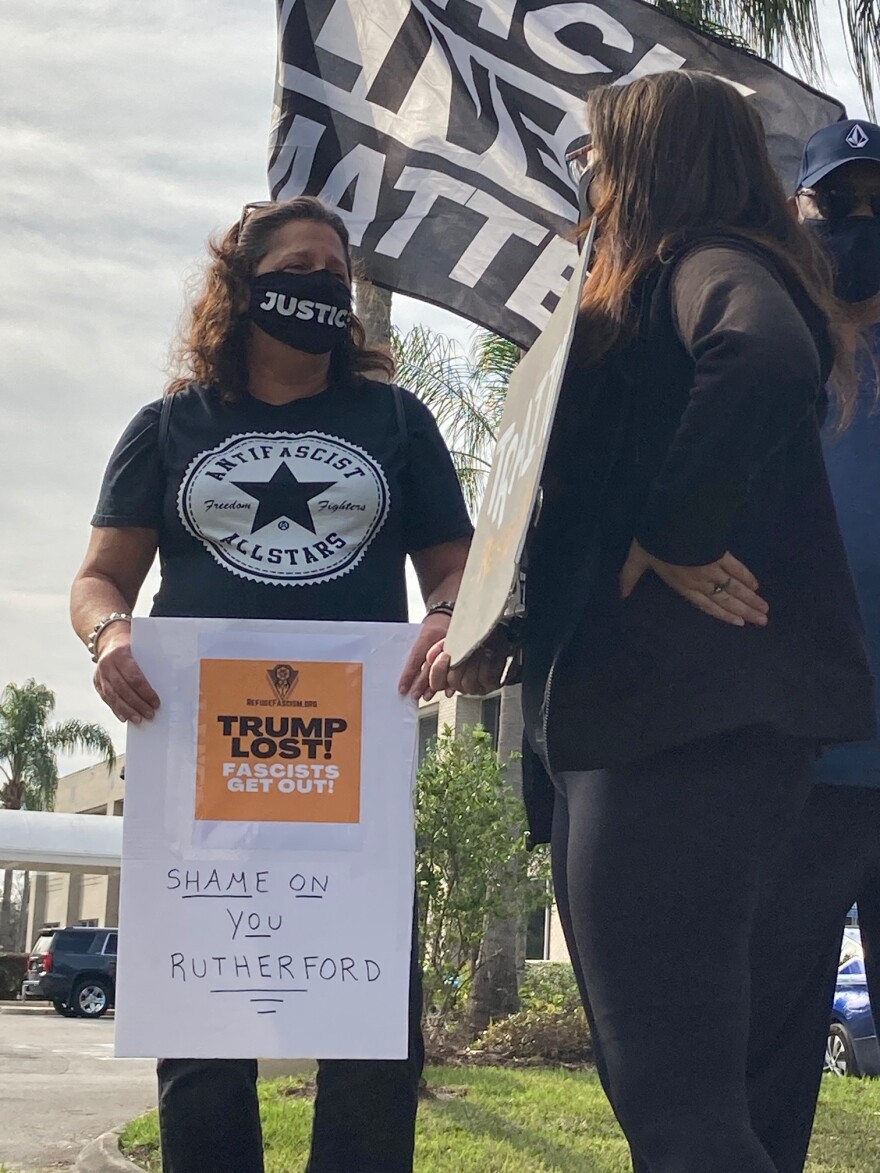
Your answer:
[825,927,880,1077]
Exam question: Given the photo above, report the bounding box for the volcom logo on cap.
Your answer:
[846,124,870,150]
[178,431,389,586]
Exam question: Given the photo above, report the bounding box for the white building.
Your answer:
[24,757,125,943]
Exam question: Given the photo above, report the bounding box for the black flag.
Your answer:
[270,0,844,346]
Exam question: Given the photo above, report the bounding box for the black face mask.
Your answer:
[805,218,880,303]
[248,270,352,353]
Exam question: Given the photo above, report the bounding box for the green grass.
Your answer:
[120,1068,880,1172]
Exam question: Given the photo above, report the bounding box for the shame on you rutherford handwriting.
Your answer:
[165,866,382,1015]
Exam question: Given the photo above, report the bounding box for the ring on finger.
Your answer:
[711,577,733,596]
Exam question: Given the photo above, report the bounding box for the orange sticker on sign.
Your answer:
[195,659,363,823]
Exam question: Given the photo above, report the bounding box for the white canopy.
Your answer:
[0,809,122,874]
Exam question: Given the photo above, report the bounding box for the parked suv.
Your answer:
[21,925,117,1018]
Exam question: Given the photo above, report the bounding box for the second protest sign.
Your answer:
[115,618,418,1060]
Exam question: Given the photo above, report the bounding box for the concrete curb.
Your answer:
[76,1128,144,1173]
[1,1003,116,1017]
[71,1065,314,1172]
[0,1004,56,1016]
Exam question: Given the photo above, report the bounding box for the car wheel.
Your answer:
[825,1023,860,1077]
[72,978,111,1019]
[52,999,77,1018]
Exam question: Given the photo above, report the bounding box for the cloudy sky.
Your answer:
[0,0,870,776]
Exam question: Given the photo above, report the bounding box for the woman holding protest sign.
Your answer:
[428,71,873,1172]
[70,196,472,1173]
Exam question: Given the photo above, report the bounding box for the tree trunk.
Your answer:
[0,869,14,951]
[16,871,31,952]
[355,281,393,348]
[468,909,522,1035]
[468,685,526,1034]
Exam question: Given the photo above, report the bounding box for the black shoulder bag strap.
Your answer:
[391,383,408,445]
[157,392,175,471]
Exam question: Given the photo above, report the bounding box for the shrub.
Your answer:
[416,724,532,1015]
[467,962,593,1066]
[0,953,28,1000]
[519,961,584,1015]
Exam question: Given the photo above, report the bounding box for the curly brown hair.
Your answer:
[167,196,394,400]
[575,71,857,426]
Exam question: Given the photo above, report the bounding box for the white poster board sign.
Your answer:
[115,618,419,1060]
[445,230,593,665]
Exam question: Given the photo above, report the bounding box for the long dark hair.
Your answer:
[576,71,855,423]
[167,197,394,400]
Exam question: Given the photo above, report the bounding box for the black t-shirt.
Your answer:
[92,380,472,622]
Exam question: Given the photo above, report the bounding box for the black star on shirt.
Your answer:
[231,462,336,535]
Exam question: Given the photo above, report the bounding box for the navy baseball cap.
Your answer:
[797,119,880,190]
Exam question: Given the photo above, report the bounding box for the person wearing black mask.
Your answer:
[798,119,880,303]
[428,72,873,1173]
[746,121,880,1173]
[70,197,473,1173]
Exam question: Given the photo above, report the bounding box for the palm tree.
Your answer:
[394,325,531,1028]
[392,325,519,512]
[0,680,116,949]
[658,0,878,113]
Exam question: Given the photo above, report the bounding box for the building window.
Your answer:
[480,694,502,752]
[77,918,99,928]
[113,799,124,816]
[417,711,439,767]
[525,905,550,961]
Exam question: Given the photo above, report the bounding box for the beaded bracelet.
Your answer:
[87,612,133,663]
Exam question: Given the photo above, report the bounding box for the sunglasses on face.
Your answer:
[565,136,593,185]
[237,200,274,238]
[798,184,880,221]
[565,137,601,222]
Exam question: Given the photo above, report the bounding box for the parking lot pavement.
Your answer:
[0,1007,156,1171]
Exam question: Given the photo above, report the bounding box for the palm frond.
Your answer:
[22,739,58,813]
[48,720,116,771]
[840,0,880,113]
[472,332,521,387]
[0,681,55,760]
[471,332,521,440]
[393,324,516,511]
[656,0,878,115]
[0,680,115,812]
[659,0,824,78]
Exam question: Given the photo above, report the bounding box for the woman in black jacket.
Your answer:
[428,71,874,1172]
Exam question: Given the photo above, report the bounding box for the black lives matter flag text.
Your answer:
[270,0,844,346]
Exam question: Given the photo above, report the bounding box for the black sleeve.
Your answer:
[398,389,474,553]
[91,400,164,528]
[636,246,822,566]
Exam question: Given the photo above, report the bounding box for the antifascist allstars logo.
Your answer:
[178,431,389,586]
[846,124,870,150]
[267,663,298,703]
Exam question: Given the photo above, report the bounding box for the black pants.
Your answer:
[157,915,425,1173]
[746,783,880,1173]
[552,726,813,1173]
